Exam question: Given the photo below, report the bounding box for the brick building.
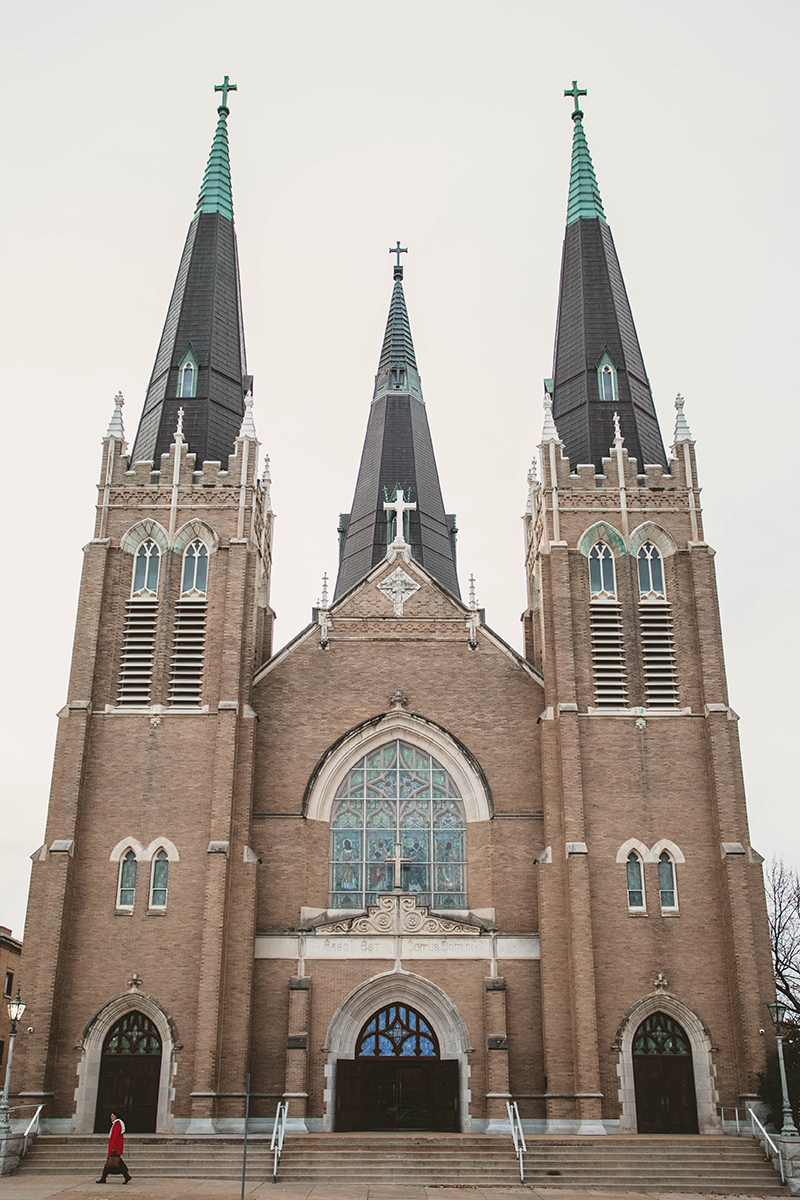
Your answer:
[0,928,22,1075]
[13,82,774,1138]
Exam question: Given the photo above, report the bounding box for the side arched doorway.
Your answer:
[633,1012,699,1133]
[94,1012,162,1133]
[336,1003,459,1132]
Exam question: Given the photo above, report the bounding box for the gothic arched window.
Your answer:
[626,851,645,910]
[132,539,160,596]
[356,1004,440,1057]
[181,540,209,596]
[588,542,616,597]
[103,1011,162,1056]
[601,364,615,403]
[117,849,137,908]
[658,851,678,910]
[638,542,665,597]
[180,362,194,398]
[149,849,169,908]
[330,740,466,911]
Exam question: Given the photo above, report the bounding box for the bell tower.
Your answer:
[524,85,774,1135]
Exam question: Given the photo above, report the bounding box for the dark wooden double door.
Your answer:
[336,1059,459,1131]
[633,1012,698,1134]
[94,1011,162,1133]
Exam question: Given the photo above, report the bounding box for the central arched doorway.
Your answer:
[94,1011,162,1133]
[336,1003,459,1131]
[633,1011,699,1133]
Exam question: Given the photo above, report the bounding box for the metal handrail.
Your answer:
[748,1108,784,1183]
[506,1099,526,1183]
[270,1100,288,1183]
[718,1104,743,1134]
[22,1105,43,1157]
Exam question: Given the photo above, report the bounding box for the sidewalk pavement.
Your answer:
[0,1180,778,1200]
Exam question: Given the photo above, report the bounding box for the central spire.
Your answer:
[131,79,249,470]
[334,250,460,601]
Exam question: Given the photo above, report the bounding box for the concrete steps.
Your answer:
[16,1132,786,1192]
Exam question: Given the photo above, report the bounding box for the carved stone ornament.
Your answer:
[315,894,482,937]
[654,971,668,992]
[378,567,421,616]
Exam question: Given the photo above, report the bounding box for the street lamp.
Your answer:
[0,988,26,1140]
[768,998,799,1138]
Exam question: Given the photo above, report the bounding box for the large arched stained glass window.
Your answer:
[357,1004,440,1057]
[330,740,467,911]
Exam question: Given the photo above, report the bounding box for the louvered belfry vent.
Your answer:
[117,600,158,706]
[169,600,207,706]
[639,601,678,708]
[590,600,627,708]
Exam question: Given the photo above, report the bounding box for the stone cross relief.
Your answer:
[378,567,420,616]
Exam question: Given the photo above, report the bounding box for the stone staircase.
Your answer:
[16,1131,786,1192]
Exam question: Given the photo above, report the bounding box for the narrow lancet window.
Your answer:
[150,849,169,908]
[181,540,209,596]
[658,851,677,909]
[626,851,645,909]
[638,542,665,597]
[180,362,194,398]
[602,364,615,403]
[117,850,137,908]
[132,540,160,596]
[589,542,616,597]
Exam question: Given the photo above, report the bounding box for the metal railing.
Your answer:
[506,1099,527,1183]
[270,1100,288,1183]
[719,1105,785,1183]
[22,1106,43,1157]
[748,1108,784,1183]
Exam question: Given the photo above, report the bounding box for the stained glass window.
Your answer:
[638,542,665,597]
[588,543,615,597]
[132,540,160,596]
[150,849,169,908]
[633,1011,690,1056]
[103,1011,162,1056]
[330,740,467,910]
[659,851,677,909]
[181,540,209,596]
[626,851,644,909]
[117,850,137,908]
[356,1004,439,1057]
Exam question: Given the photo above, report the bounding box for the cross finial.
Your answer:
[469,574,478,611]
[384,487,417,546]
[214,75,237,112]
[320,572,329,609]
[175,407,185,439]
[128,972,143,992]
[564,79,587,118]
[390,241,408,279]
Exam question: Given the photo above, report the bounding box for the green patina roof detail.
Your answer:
[194,109,234,221]
[566,113,606,226]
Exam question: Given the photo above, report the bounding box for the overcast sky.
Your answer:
[1,0,797,940]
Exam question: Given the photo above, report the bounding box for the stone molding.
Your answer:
[314,894,485,937]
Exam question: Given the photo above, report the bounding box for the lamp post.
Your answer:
[768,998,799,1138]
[0,988,26,1139]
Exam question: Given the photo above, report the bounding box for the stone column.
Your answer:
[484,978,511,1133]
[283,977,311,1133]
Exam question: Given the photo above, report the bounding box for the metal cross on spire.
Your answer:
[389,241,408,269]
[214,75,238,110]
[564,79,587,116]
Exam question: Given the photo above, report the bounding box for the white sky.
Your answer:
[1,0,798,940]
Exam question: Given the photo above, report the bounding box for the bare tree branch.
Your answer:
[766,856,800,1018]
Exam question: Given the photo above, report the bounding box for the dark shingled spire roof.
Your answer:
[551,95,667,472]
[334,262,460,601]
[131,90,249,469]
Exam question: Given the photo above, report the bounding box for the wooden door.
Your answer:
[633,1012,698,1134]
[335,1058,459,1131]
[94,1011,162,1134]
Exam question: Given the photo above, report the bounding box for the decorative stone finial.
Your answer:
[468,575,478,612]
[527,456,538,485]
[654,971,668,992]
[106,392,126,441]
[238,392,257,439]
[383,488,417,547]
[541,395,560,443]
[390,689,409,710]
[320,572,329,610]
[128,972,143,992]
[672,393,694,443]
[175,407,185,440]
[613,411,623,443]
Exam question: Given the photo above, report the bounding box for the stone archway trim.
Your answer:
[614,992,720,1134]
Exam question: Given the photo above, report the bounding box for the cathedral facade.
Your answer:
[14,82,774,1138]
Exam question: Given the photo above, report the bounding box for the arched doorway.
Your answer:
[633,1011,699,1133]
[94,1011,162,1133]
[336,1003,459,1132]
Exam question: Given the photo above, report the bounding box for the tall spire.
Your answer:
[334,251,460,601]
[550,84,667,473]
[131,78,249,470]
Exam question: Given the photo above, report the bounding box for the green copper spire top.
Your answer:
[194,77,237,221]
[564,80,606,226]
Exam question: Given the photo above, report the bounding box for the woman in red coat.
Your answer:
[96,1112,132,1184]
